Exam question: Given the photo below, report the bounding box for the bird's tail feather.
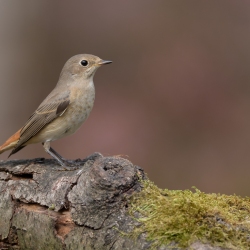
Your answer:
[0,129,21,155]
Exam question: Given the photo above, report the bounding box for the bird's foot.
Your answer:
[81,152,103,163]
[33,158,46,164]
[57,152,102,170]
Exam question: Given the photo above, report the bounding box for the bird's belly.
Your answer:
[59,102,93,138]
[28,88,95,144]
[51,103,92,140]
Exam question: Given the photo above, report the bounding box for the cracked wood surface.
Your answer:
[0,153,227,250]
[0,153,149,250]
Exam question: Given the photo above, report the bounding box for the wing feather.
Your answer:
[10,92,70,155]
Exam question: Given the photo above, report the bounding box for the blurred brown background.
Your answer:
[0,1,250,195]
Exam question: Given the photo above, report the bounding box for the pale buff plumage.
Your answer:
[0,54,112,166]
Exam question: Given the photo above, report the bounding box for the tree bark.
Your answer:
[0,153,226,250]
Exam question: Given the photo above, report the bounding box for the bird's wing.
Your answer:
[10,92,70,156]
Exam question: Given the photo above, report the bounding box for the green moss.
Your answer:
[129,180,250,249]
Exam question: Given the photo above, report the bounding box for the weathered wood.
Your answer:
[0,153,227,250]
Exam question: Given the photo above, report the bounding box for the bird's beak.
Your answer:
[98,60,112,65]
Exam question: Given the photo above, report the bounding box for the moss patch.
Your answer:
[129,180,250,249]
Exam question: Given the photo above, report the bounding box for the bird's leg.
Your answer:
[43,141,65,166]
[43,142,79,169]
[49,147,66,161]
[50,146,77,165]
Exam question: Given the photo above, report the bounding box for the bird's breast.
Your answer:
[65,82,95,132]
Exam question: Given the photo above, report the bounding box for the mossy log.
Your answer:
[0,153,243,250]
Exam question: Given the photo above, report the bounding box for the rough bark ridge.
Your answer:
[0,153,228,250]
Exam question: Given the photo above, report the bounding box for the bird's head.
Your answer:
[59,54,112,82]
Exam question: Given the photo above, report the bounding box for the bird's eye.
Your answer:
[80,60,88,66]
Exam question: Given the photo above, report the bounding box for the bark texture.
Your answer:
[0,153,227,250]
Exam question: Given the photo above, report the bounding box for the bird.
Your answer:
[0,54,112,166]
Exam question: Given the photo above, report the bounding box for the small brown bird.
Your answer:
[0,54,112,166]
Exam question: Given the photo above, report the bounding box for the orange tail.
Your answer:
[0,129,21,154]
